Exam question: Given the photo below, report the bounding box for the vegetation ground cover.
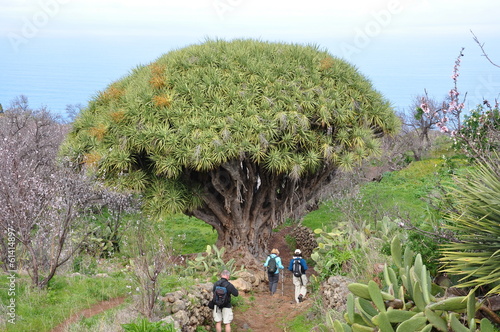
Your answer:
[0,273,128,331]
[2,153,499,331]
[303,158,456,229]
[119,214,216,257]
[2,94,499,330]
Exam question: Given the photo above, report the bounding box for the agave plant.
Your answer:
[439,158,500,294]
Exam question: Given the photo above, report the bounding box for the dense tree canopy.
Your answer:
[62,39,399,259]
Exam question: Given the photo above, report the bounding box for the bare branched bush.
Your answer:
[400,94,450,161]
[129,221,173,319]
[0,96,139,288]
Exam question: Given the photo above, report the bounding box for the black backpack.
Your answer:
[293,258,302,277]
[213,281,229,308]
[267,255,277,273]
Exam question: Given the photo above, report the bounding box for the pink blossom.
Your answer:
[420,102,430,113]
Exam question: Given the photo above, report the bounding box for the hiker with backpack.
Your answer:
[263,248,285,295]
[209,270,239,332]
[288,249,308,303]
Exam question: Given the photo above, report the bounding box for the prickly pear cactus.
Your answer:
[333,236,497,332]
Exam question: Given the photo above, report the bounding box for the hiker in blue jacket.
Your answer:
[263,248,285,295]
[288,249,308,303]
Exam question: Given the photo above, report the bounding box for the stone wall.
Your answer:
[157,282,212,332]
[158,271,265,332]
[319,275,354,313]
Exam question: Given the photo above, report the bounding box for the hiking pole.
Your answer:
[281,269,284,296]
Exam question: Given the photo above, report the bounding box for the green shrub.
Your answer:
[183,245,245,279]
[311,229,356,278]
[122,318,176,332]
[439,158,500,294]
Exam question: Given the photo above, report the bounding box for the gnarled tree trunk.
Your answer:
[188,157,337,262]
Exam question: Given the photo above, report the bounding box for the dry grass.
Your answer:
[99,86,124,103]
[88,123,107,141]
[319,57,335,71]
[83,152,102,167]
[152,95,172,108]
[109,111,125,123]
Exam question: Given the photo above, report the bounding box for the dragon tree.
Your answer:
[61,39,399,262]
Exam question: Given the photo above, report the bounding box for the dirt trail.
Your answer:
[51,296,126,332]
[232,281,313,332]
[231,226,314,331]
[52,226,311,331]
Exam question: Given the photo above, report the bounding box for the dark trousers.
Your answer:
[268,272,279,294]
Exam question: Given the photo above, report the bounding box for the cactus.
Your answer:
[385,309,417,323]
[311,228,355,278]
[395,315,427,332]
[334,235,494,331]
[427,296,468,311]
[348,283,395,301]
[184,245,245,278]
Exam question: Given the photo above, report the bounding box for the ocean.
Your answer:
[2,35,499,119]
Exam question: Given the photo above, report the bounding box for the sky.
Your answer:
[1,0,500,117]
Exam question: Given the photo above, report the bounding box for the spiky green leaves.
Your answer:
[143,178,203,215]
[62,39,398,214]
[439,159,500,294]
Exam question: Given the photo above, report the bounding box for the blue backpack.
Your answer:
[213,282,228,308]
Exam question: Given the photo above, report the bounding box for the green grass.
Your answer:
[161,214,217,254]
[120,213,217,258]
[302,201,342,231]
[365,160,443,214]
[359,158,467,225]
[427,134,455,159]
[231,294,251,312]
[283,312,321,331]
[158,273,200,296]
[302,159,458,232]
[345,160,447,224]
[0,273,129,332]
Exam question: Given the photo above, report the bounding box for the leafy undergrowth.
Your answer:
[305,159,450,228]
[302,158,469,272]
[1,157,474,331]
[120,213,217,257]
[0,273,129,332]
